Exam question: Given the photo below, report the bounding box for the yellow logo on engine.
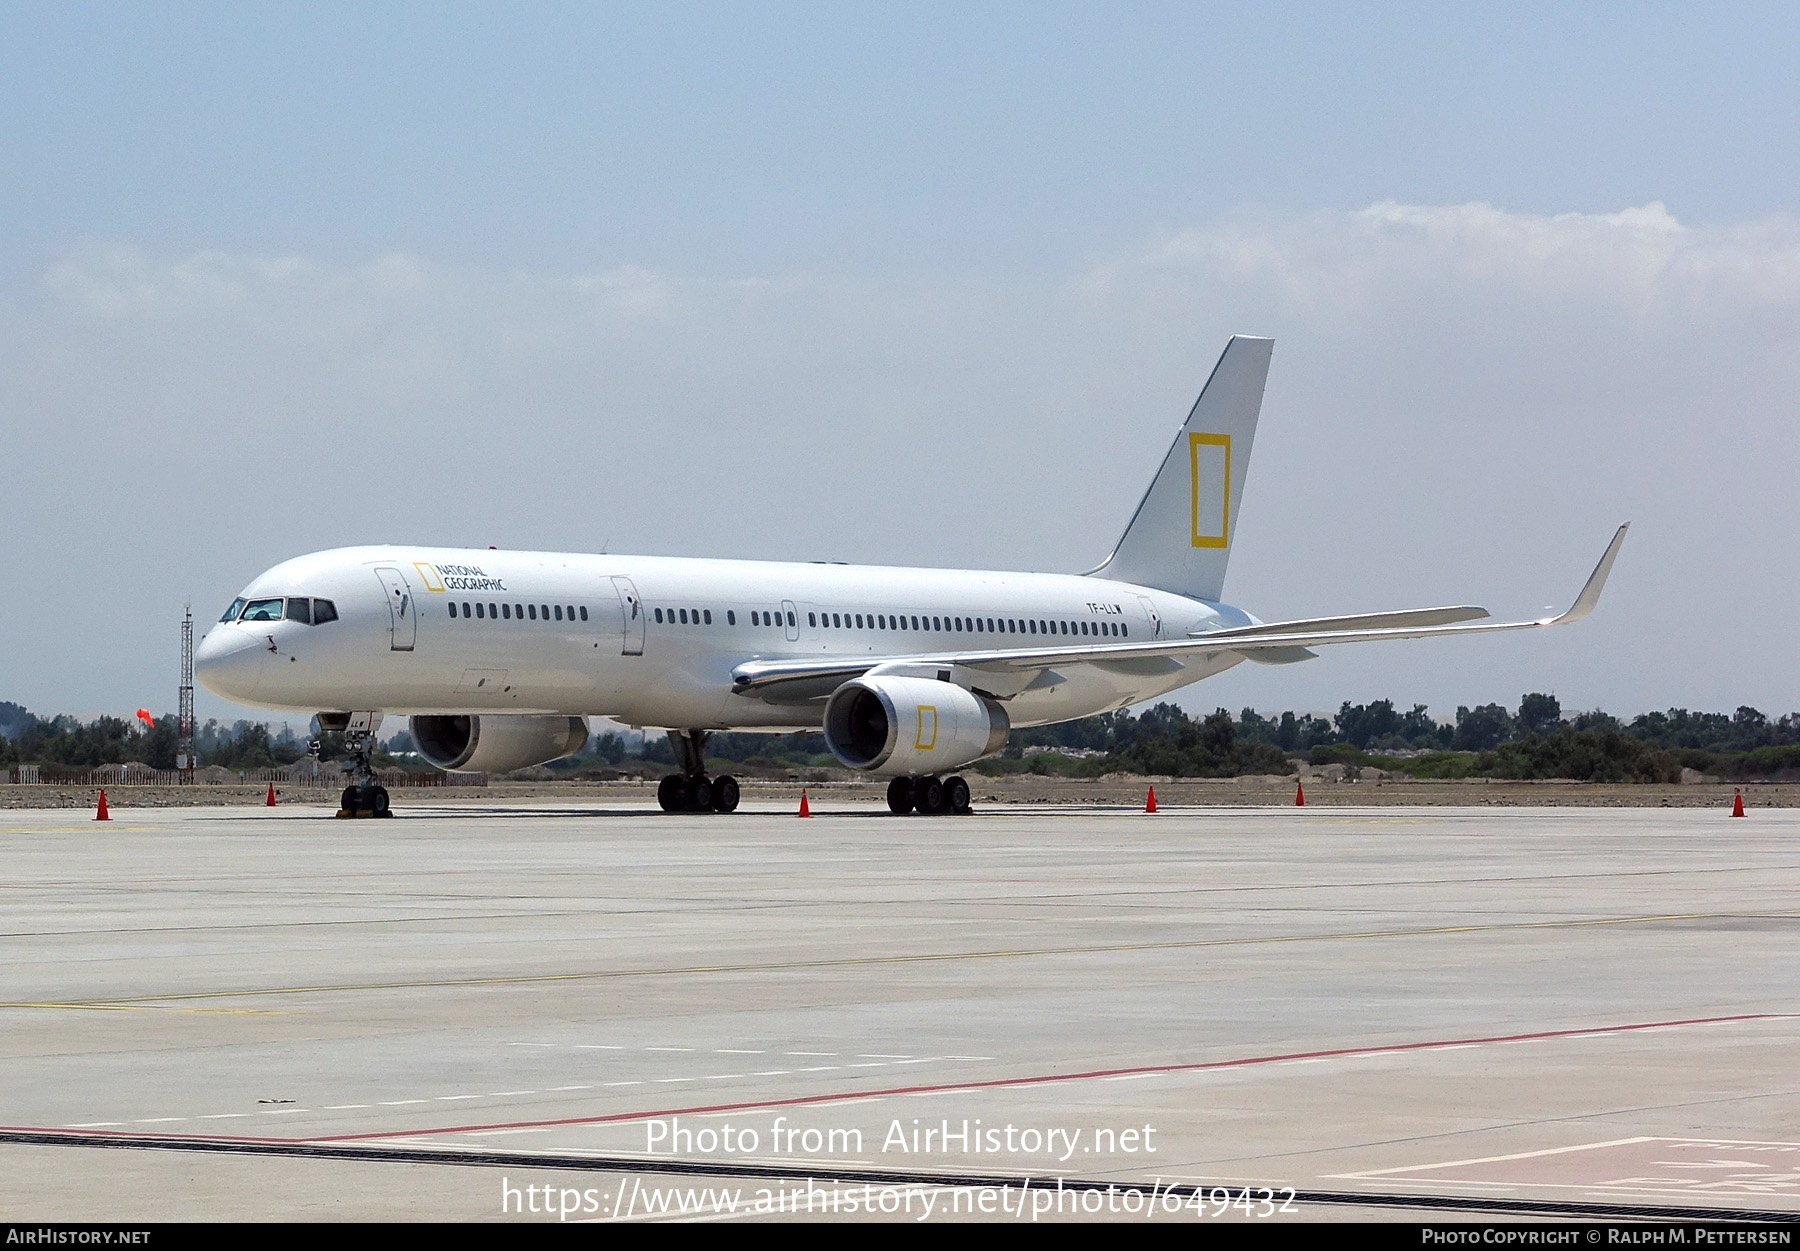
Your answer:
[916,706,938,750]
[1189,432,1231,549]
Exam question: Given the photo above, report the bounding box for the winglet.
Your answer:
[1540,524,1629,626]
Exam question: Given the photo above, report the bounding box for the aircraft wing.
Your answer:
[732,525,1628,702]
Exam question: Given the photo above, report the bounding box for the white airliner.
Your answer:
[196,336,1627,816]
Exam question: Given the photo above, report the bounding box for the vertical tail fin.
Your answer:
[1087,335,1272,602]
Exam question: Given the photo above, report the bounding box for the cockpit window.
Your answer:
[313,599,337,624]
[240,598,285,622]
[221,598,247,623]
[286,597,312,625]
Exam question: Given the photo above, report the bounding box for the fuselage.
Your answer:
[195,545,1256,730]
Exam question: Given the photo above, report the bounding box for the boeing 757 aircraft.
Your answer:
[197,337,1627,817]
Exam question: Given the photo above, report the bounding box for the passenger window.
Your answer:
[447,604,456,620]
[220,598,247,623]
[501,604,511,620]
[488,602,497,618]
[786,611,794,627]
[678,608,687,624]
[853,614,862,628]
[1122,624,1129,637]
[703,609,711,624]
[475,603,485,619]
[556,605,564,621]
[727,610,736,625]
[517,603,525,618]
[807,612,816,627]
[528,605,536,620]
[654,608,663,623]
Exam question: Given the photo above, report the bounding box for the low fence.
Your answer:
[6,765,486,787]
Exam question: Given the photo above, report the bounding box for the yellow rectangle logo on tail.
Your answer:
[1189,432,1230,548]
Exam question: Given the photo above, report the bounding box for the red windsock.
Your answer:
[266,783,277,807]
[1296,779,1306,807]
[1731,789,1745,818]
[798,788,811,817]
[135,708,155,729]
[1145,786,1157,813]
[95,789,110,821]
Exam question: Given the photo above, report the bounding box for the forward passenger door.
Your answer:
[375,567,416,651]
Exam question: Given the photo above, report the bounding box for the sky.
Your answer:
[3,2,1798,728]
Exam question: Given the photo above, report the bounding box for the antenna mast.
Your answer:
[178,604,195,782]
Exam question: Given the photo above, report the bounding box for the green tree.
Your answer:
[1516,693,1563,739]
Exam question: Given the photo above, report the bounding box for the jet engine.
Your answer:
[409,714,588,774]
[822,676,1009,776]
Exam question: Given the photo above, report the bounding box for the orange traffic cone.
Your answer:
[1731,788,1745,817]
[798,788,812,817]
[266,783,277,807]
[1295,779,1305,807]
[1145,786,1157,813]
[94,789,110,821]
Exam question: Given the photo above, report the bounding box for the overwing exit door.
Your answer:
[612,576,645,655]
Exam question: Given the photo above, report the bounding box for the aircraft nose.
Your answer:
[195,628,266,701]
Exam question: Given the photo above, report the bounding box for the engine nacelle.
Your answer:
[822,676,1009,777]
[409,714,588,774]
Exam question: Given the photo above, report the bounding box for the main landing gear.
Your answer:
[326,713,392,819]
[887,774,971,816]
[657,729,740,814]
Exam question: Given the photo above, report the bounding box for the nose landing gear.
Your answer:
[886,774,971,815]
[657,729,741,813]
[327,713,393,819]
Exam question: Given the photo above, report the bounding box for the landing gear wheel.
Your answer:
[711,774,740,813]
[886,777,915,815]
[369,786,391,817]
[944,775,971,814]
[915,776,945,815]
[341,784,361,814]
[657,774,684,813]
[687,776,713,812]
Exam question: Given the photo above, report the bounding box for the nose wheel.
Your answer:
[330,713,393,818]
[339,783,392,818]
